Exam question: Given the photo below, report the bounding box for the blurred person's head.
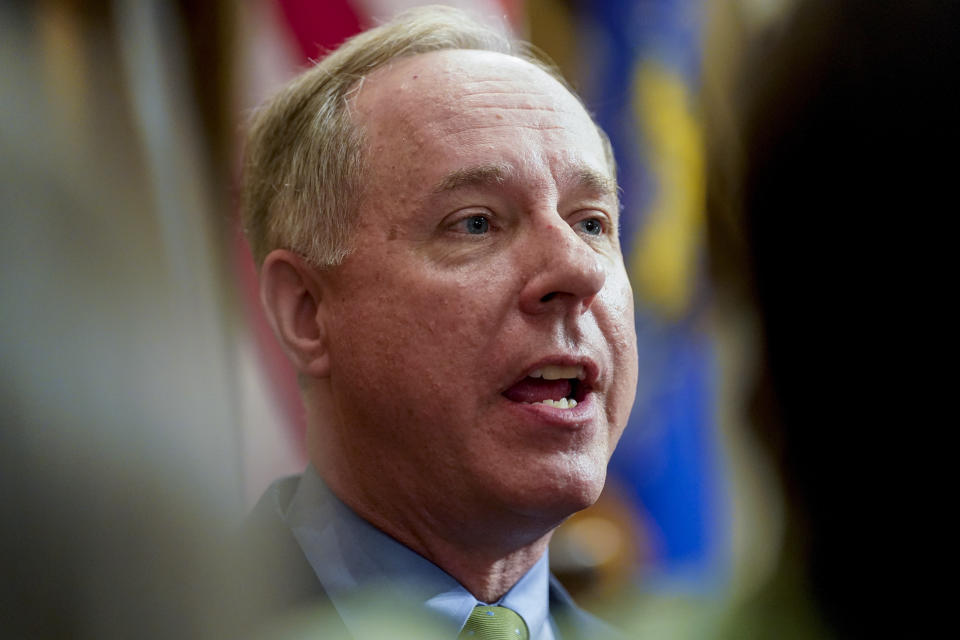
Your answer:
[241,5,637,597]
[706,0,954,635]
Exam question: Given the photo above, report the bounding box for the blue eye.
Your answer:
[464,215,490,234]
[578,218,603,236]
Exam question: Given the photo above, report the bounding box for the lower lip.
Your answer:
[503,392,597,428]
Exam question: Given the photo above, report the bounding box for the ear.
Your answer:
[259,249,331,378]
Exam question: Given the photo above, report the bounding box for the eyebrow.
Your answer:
[432,163,512,194]
[431,163,619,200]
[573,168,619,199]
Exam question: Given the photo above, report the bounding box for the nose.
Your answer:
[518,222,606,316]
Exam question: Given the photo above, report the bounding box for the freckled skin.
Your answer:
[311,50,638,594]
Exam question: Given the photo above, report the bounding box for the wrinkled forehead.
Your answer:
[351,49,603,157]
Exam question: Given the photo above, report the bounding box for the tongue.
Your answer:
[503,377,572,403]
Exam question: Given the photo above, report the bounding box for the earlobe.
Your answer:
[259,249,331,378]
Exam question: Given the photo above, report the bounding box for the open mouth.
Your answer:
[502,364,589,409]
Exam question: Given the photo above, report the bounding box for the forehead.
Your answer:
[351,49,607,179]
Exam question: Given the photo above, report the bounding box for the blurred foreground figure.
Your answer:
[1,2,254,638]
[240,6,638,639]
[706,0,955,636]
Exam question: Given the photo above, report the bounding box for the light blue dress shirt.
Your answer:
[285,466,557,640]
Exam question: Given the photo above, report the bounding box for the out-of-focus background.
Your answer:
[2,0,951,637]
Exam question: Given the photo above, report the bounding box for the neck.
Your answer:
[319,464,557,603]
[387,520,553,603]
[305,390,567,602]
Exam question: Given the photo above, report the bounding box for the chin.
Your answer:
[504,458,609,525]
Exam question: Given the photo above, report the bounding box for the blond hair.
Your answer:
[241,5,613,268]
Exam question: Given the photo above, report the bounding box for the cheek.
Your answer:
[602,271,639,422]
[328,263,511,398]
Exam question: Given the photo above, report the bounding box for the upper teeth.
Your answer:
[535,397,578,409]
[529,365,585,380]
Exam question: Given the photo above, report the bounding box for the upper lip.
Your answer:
[502,355,600,392]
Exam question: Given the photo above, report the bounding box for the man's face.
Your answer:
[319,50,638,527]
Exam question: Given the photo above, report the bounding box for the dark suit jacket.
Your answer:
[241,475,621,639]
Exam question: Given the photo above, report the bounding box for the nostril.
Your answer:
[540,292,557,303]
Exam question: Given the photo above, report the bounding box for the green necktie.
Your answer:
[458,605,529,640]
